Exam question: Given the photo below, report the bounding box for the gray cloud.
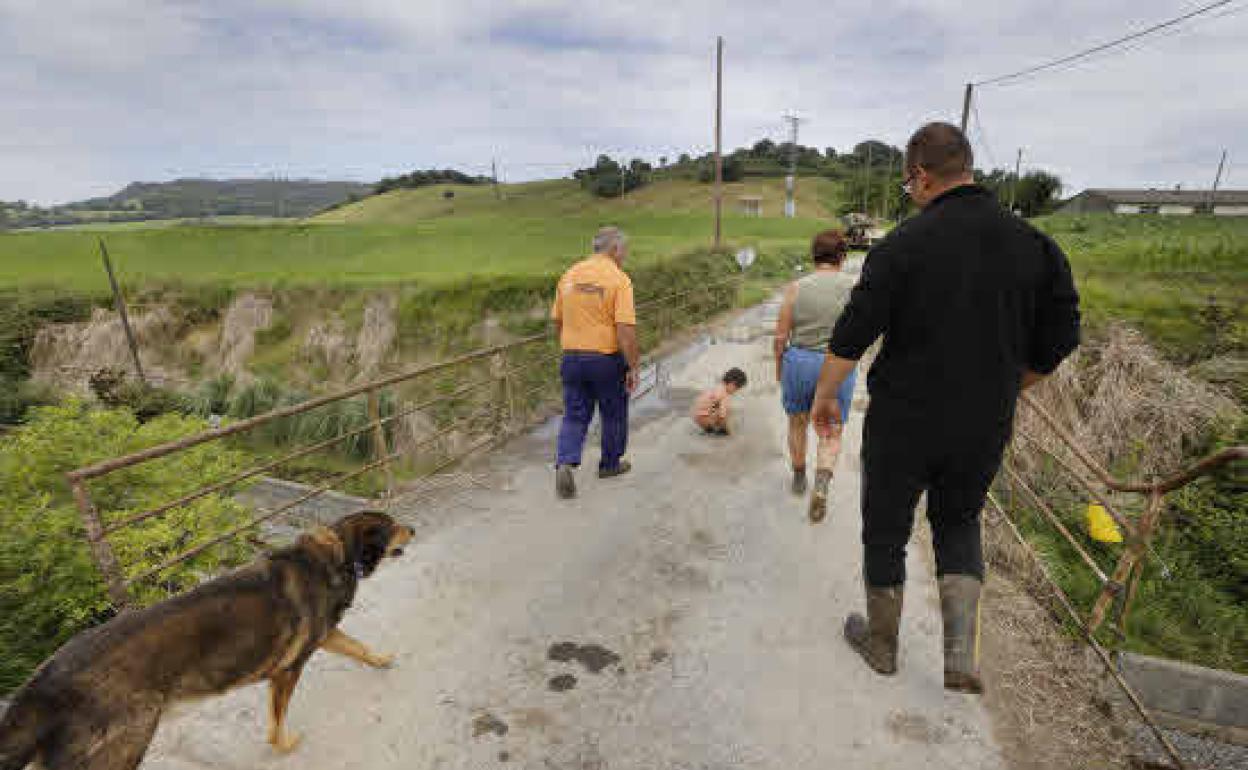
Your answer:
[1,0,1244,203]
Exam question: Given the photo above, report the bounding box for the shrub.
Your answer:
[88,368,192,422]
[0,376,57,424]
[0,402,253,692]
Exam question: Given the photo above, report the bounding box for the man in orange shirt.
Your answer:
[551,227,640,499]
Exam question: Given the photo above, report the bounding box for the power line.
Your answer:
[970,101,999,170]
[975,0,1239,86]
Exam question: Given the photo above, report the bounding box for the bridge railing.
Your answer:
[65,276,744,610]
[989,391,1245,769]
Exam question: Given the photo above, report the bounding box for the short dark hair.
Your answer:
[905,122,973,181]
[811,229,848,266]
[722,367,747,389]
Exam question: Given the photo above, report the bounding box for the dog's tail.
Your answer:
[0,685,49,770]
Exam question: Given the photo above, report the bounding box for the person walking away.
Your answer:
[552,226,640,499]
[692,367,748,435]
[811,123,1080,693]
[774,229,857,523]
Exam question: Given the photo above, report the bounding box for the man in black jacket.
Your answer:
[811,122,1080,694]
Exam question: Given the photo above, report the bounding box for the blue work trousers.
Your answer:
[556,352,629,471]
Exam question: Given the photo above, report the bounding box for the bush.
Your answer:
[0,402,253,692]
[0,376,57,424]
[88,368,192,422]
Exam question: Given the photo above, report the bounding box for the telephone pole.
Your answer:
[883,153,895,221]
[960,83,973,133]
[1008,147,1023,214]
[861,143,873,214]
[713,36,724,249]
[1208,149,1228,212]
[783,112,802,218]
[491,158,502,200]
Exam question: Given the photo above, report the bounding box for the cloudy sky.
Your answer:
[2,0,1245,204]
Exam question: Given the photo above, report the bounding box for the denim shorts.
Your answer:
[781,347,857,420]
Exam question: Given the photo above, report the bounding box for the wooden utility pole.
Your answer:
[1208,149,1228,212]
[491,158,502,200]
[713,36,724,250]
[861,144,873,213]
[1009,147,1023,214]
[960,83,973,133]
[883,153,895,221]
[99,239,146,384]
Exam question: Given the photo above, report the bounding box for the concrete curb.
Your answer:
[1111,651,1248,746]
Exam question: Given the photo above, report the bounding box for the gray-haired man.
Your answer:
[550,227,641,499]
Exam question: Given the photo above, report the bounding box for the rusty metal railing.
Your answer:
[990,391,1246,770]
[67,276,744,609]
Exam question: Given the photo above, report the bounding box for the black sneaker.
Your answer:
[598,460,632,479]
[791,468,808,495]
[556,465,577,499]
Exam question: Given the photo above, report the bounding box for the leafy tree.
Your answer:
[374,169,491,195]
[0,402,254,692]
[574,156,650,198]
[975,168,1064,217]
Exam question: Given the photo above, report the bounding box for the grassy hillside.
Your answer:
[0,179,841,292]
[315,177,845,223]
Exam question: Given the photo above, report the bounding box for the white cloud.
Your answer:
[0,0,1245,203]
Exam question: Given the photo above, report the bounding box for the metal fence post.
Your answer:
[70,478,131,608]
[1089,489,1163,634]
[367,387,395,502]
[491,351,514,435]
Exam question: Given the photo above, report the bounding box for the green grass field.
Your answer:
[0,179,838,292]
[1036,214,1248,363]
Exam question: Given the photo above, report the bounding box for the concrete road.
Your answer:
[145,299,1004,770]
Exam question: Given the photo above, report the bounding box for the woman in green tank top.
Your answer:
[773,230,859,522]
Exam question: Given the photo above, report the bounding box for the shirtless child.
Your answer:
[692,368,748,435]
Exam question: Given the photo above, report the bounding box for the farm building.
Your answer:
[1060,188,1248,216]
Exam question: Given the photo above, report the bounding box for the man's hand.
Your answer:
[811,393,842,439]
[811,353,857,438]
[625,369,639,393]
[776,361,783,383]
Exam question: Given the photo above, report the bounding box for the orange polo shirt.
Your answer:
[551,254,636,354]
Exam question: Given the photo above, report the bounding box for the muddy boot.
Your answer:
[808,469,832,523]
[598,460,632,479]
[843,585,903,675]
[556,465,577,499]
[791,467,808,495]
[939,575,984,694]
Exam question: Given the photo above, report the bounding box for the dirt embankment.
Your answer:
[29,290,409,394]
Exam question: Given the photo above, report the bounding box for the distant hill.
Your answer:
[1,178,372,229]
[73,178,373,219]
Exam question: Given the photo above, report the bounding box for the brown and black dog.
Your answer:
[0,509,413,770]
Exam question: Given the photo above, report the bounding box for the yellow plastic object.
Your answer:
[1086,503,1123,544]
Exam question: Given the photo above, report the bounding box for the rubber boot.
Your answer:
[556,465,576,499]
[939,575,984,694]
[791,467,808,495]
[808,469,832,523]
[843,584,903,675]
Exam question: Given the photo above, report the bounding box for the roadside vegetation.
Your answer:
[1002,214,1247,674]
[0,402,253,693]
